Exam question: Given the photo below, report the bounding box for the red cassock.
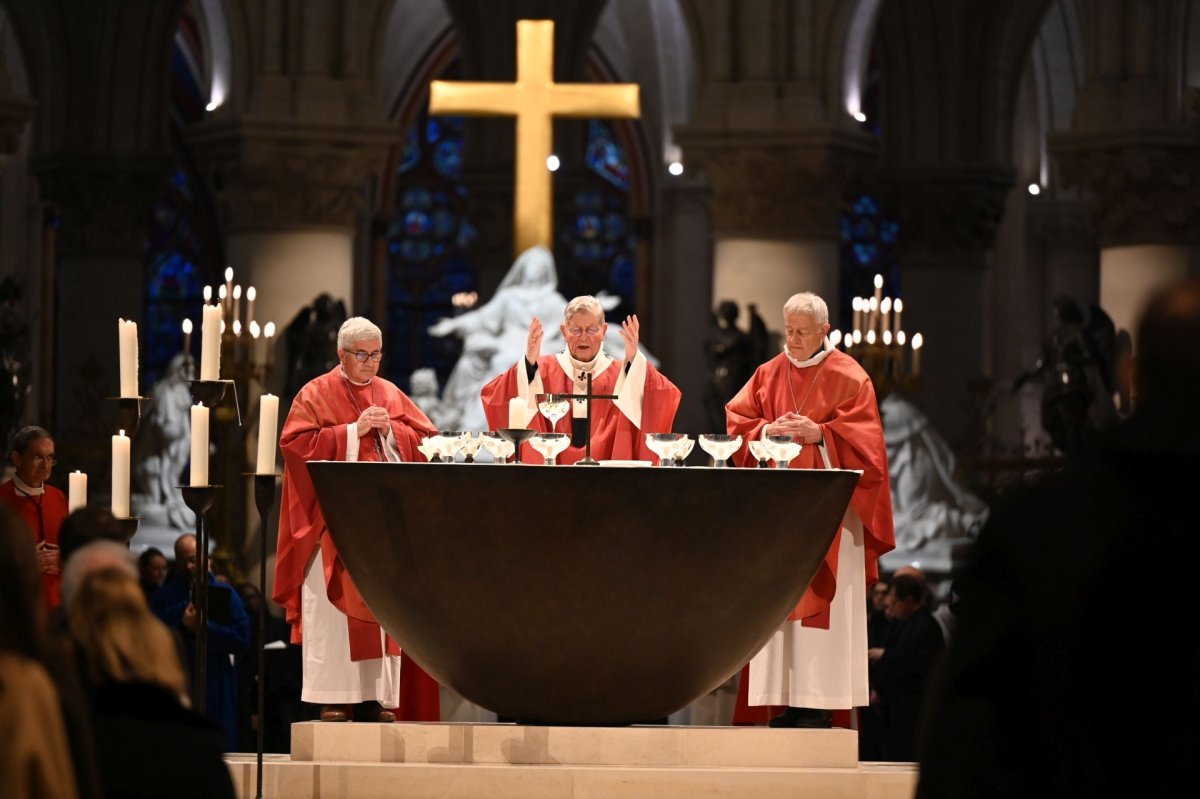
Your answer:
[480,354,682,464]
[0,480,67,608]
[726,350,895,627]
[273,366,440,720]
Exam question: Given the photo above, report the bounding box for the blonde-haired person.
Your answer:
[65,552,234,799]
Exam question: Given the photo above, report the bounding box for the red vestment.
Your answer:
[480,353,681,463]
[273,366,440,718]
[0,480,67,608]
[726,350,895,626]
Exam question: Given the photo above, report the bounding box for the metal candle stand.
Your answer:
[108,396,147,438]
[114,515,141,543]
[179,484,221,714]
[245,472,278,799]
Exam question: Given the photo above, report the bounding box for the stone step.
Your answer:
[226,756,919,799]
[290,721,859,768]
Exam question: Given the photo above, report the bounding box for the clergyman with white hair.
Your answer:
[273,316,438,724]
[480,296,681,463]
[725,291,896,728]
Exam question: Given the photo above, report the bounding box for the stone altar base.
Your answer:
[226,722,918,798]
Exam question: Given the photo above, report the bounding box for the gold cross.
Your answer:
[429,20,641,256]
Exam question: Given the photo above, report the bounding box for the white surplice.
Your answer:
[747,509,870,709]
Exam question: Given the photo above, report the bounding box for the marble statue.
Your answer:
[408,368,450,430]
[132,353,194,537]
[427,246,647,431]
[879,394,988,571]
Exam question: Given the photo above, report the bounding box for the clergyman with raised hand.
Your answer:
[480,295,681,464]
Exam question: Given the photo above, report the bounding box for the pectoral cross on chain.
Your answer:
[549,371,616,466]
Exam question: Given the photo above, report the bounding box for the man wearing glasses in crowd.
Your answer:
[274,317,439,724]
[1,425,68,608]
[481,295,681,463]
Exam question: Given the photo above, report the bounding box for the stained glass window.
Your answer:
[839,193,900,325]
[385,83,478,389]
[557,120,637,322]
[143,2,213,389]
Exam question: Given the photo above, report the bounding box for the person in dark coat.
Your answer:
[65,549,234,799]
[869,574,943,761]
[917,279,1200,798]
[150,533,249,749]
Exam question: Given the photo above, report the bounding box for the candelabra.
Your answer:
[833,273,925,398]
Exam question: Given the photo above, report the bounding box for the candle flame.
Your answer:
[883,330,892,345]
[219,284,228,299]
[897,330,907,346]
[247,287,256,301]
[894,298,903,313]
[233,320,242,336]
[264,322,276,338]
[851,297,862,311]
[182,318,193,334]
[869,297,878,312]
[233,285,242,299]
[874,274,883,289]
[866,329,876,345]
[912,333,924,350]
[249,320,261,338]
[203,286,212,302]
[118,429,125,436]
[225,266,234,282]
[881,297,892,314]
[829,330,842,347]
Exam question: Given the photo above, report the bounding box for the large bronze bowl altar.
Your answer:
[308,461,858,725]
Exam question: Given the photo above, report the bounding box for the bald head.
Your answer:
[1137,279,1200,410]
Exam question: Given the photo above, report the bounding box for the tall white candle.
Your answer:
[911,332,924,376]
[191,403,210,486]
[232,285,242,330]
[246,286,256,329]
[69,471,87,513]
[256,394,279,474]
[118,319,138,398]
[200,304,222,380]
[111,431,130,518]
[893,298,903,337]
[851,297,863,334]
[181,318,193,357]
[508,397,527,428]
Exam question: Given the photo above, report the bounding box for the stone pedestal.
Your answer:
[225,722,919,799]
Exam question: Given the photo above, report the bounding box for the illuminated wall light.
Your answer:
[1027,183,1041,196]
[546,154,561,172]
[853,111,867,123]
[668,161,684,176]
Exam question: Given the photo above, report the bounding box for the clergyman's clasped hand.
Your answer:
[355,406,391,438]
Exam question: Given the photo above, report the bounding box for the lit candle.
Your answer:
[249,320,260,339]
[828,330,842,348]
[200,304,222,380]
[112,430,130,518]
[263,322,276,366]
[191,403,209,486]
[69,471,87,513]
[897,330,907,347]
[912,332,924,376]
[880,297,891,335]
[866,329,876,345]
[246,286,256,329]
[868,296,879,334]
[118,319,138,398]
[883,329,892,346]
[256,394,279,474]
[873,273,883,306]
[232,319,242,337]
[232,285,242,330]
[853,329,863,344]
[893,298,903,337]
[203,285,213,304]
[851,297,863,334]
[223,267,234,317]
[181,318,193,357]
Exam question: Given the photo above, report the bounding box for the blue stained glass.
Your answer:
[398,127,421,174]
[388,241,401,255]
[433,138,463,179]
[839,192,900,327]
[401,188,433,210]
[401,239,432,261]
[585,120,630,191]
[426,118,442,142]
[576,214,602,240]
[603,213,626,241]
[431,209,456,239]
[404,210,431,236]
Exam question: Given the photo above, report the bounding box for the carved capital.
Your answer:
[677,127,876,240]
[876,166,1014,266]
[188,120,396,232]
[35,157,168,256]
[1050,129,1200,246]
[1028,198,1096,247]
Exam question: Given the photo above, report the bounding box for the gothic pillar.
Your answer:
[878,165,1014,448]
[678,132,875,334]
[1051,136,1200,338]
[188,124,395,343]
[37,161,167,441]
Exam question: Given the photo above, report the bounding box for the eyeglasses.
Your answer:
[349,350,383,363]
[566,325,603,337]
[29,455,56,466]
